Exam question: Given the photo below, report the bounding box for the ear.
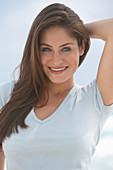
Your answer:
[79,40,85,56]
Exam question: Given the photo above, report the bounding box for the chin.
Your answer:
[48,76,73,85]
[49,79,66,84]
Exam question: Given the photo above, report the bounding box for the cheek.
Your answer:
[66,55,79,65]
[40,56,48,66]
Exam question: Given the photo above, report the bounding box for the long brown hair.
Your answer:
[0,3,90,149]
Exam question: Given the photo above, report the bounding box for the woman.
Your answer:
[0,3,113,170]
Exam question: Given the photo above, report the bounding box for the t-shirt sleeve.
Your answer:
[82,79,113,145]
[0,82,14,110]
[83,79,113,115]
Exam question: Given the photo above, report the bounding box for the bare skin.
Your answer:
[0,148,5,170]
[85,18,113,106]
[34,18,113,120]
[34,26,85,120]
[34,90,71,120]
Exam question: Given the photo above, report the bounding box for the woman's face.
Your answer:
[39,26,84,84]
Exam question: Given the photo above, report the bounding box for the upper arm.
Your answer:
[96,36,113,106]
[0,82,14,109]
[0,147,5,170]
[0,82,14,169]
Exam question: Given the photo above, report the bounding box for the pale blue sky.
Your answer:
[0,1,113,169]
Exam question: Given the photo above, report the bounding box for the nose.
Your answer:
[52,52,63,65]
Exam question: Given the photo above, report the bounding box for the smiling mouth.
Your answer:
[48,66,68,73]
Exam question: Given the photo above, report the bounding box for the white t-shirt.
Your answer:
[0,79,113,170]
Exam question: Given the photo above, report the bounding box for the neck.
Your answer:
[48,78,74,97]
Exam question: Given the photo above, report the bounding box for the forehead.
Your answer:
[40,26,76,43]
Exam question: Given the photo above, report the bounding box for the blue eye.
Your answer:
[63,47,71,52]
[42,48,51,52]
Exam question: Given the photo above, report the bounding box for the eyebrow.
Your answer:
[40,43,74,47]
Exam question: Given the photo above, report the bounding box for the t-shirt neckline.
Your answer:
[30,84,79,124]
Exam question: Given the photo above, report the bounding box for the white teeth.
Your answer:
[50,67,67,71]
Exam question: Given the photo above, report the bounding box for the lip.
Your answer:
[48,66,68,74]
[49,66,68,69]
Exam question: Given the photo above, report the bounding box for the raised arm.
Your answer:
[85,18,113,106]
